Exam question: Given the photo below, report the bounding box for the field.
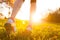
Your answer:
[0,19,60,40]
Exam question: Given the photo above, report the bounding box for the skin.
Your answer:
[0,0,3,3]
[10,0,24,20]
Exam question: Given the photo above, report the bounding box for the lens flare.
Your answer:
[32,0,60,23]
[32,12,42,23]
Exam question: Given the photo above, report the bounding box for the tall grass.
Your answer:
[0,19,60,40]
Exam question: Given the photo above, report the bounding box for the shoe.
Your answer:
[26,24,32,31]
[4,19,16,33]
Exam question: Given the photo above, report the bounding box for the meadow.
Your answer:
[0,19,60,40]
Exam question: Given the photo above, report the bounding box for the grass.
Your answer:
[0,19,60,40]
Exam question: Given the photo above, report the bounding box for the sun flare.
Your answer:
[1,0,60,23]
[32,0,60,23]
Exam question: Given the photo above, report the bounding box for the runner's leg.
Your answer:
[4,0,24,32]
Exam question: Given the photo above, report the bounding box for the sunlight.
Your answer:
[32,12,42,23]
[32,0,60,23]
[37,0,60,13]
[1,0,60,22]
[15,0,30,20]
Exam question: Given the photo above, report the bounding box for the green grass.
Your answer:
[0,19,60,40]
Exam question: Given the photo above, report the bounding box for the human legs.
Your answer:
[4,0,24,32]
[11,0,23,19]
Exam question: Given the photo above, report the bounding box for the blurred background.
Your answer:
[0,0,60,40]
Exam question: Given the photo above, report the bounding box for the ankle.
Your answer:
[7,18,14,24]
[8,17,15,21]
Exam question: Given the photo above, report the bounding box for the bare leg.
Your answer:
[4,0,24,32]
[10,0,23,19]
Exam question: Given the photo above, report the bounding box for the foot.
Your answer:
[4,18,16,33]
